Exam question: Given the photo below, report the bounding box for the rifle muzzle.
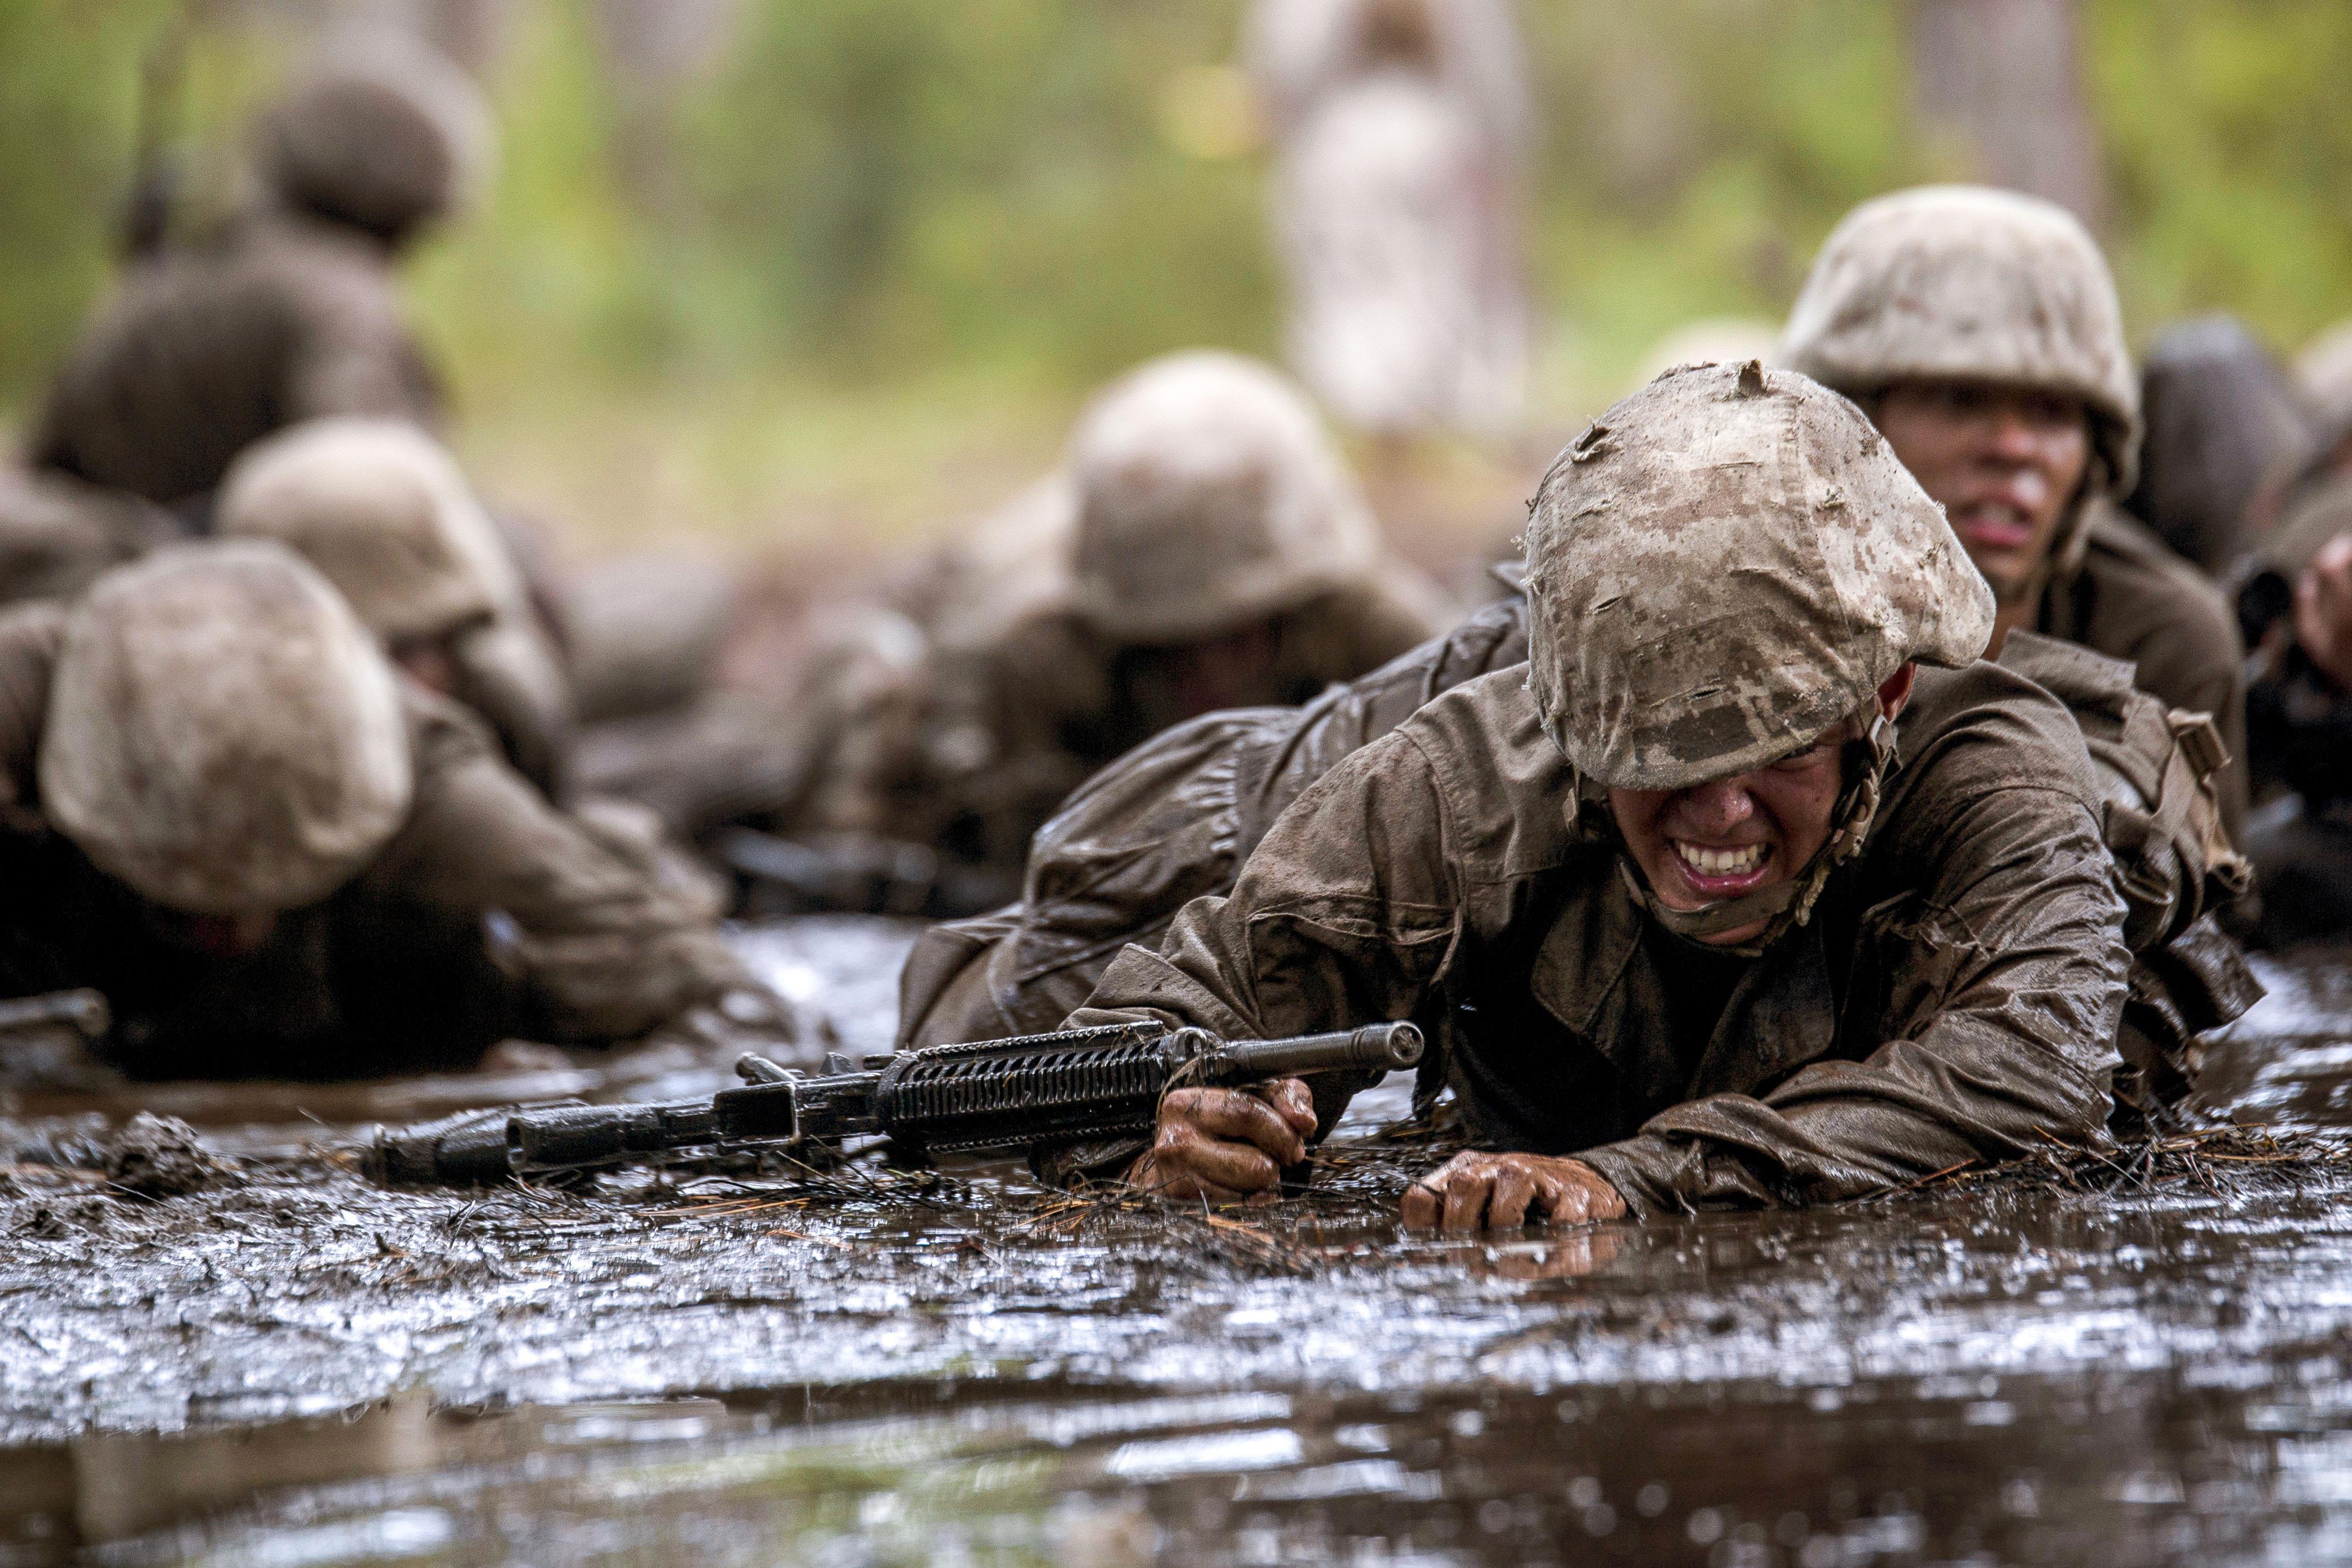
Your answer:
[362,1107,521,1187]
[1206,1022,1425,1081]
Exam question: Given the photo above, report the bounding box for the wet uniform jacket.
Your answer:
[1066,658,2131,1213]
[2038,504,2247,836]
[901,588,1528,1044]
[0,606,746,1078]
[29,215,438,512]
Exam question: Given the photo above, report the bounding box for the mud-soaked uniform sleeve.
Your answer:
[1577,785,2129,1213]
[1070,729,1466,1132]
[358,694,751,1043]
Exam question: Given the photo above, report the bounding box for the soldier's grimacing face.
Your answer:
[1607,666,1916,947]
[1872,380,2092,602]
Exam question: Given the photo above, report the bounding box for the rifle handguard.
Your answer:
[363,1020,1425,1186]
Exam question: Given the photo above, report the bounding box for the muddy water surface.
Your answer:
[3,927,2351,1566]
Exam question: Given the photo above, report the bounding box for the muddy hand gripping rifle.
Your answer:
[364,1020,1425,1188]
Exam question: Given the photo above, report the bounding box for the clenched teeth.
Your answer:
[1674,841,1768,878]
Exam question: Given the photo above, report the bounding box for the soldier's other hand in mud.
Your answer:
[1127,1077,1317,1204]
[1403,1151,1626,1232]
[2294,533,2352,691]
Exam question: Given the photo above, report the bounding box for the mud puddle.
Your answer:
[2,926,2351,1565]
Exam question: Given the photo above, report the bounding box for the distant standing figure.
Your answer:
[1248,0,1532,438]
[29,37,492,516]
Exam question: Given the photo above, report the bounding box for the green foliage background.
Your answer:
[3,0,2349,550]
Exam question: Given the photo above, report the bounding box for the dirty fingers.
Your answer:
[1127,1078,1316,1204]
[1401,1151,1627,1232]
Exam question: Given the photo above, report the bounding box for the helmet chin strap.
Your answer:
[1606,715,1902,960]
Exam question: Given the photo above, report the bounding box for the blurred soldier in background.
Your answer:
[27,36,488,518]
[216,418,573,801]
[1781,184,2248,835]
[1247,0,1531,438]
[0,467,183,609]
[0,542,786,1081]
[2124,315,2311,576]
[1075,366,2134,1217]
[588,351,1452,912]
[2233,476,2352,945]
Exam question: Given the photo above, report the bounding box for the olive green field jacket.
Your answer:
[1071,658,2132,1213]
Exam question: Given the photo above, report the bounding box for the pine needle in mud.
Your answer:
[1867,1124,2352,1204]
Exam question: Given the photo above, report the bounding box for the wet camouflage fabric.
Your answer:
[0,605,749,1077]
[1070,659,2131,1213]
[1781,184,2140,495]
[2038,503,2247,838]
[1064,351,1400,642]
[904,587,2254,1132]
[218,419,502,646]
[40,544,412,915]
[30,216,439,511]
[1524,363,1992,792]
[216,420,575,801]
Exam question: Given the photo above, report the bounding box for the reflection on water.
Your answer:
[3,923,2351,1566]
[2197,947,2352,1128]
[14,1350,2352,1566]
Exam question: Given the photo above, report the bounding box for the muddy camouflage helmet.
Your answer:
[1523,362,1994,792]
[40,540,412,915]
[218,418,503,646]
[1065,351,1381,643]
[254,39,493,246]
[1780,186,2140,496]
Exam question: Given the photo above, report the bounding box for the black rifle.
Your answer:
[364,1020,1423,1187]
[716,827,1020,919]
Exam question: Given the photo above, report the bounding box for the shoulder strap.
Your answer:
[1996,631,2248,950]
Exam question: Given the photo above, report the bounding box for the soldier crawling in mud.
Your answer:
[1780,186,2248,837]
[1071,364,2143,1225]
[28,38,477,518]
[0,541,789,1081]
[215,418,573,803]
[2232,472,2352,944]
[596,350,1448,898]
[898,183,2253,1068]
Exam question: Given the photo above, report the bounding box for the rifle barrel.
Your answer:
[510,1099,721,1172]
[1208,1023,1423,1082]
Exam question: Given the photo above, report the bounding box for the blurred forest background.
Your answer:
[5,0,2350,564]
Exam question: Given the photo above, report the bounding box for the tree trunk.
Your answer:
[1910,0,2105,229]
